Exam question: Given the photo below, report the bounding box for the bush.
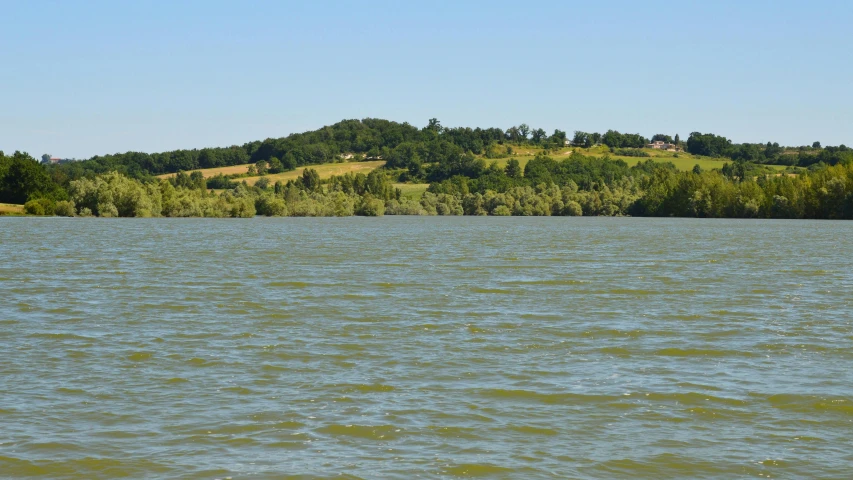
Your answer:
[256,195,287,216]
[24,198,54,215]
[614,148,650,157]
[355,194,385,216]
[255,177,271,190]
[54,200,76,217]
[492,205,511,216]
[563,200,583,216]
[207,174,236,189]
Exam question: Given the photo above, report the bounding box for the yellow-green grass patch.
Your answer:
[481,147,786,172]
[393,183,429,199]
[240,161,386,186]
[157,164,252,180]
[0,203,25,215]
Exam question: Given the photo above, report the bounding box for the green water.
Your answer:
[1,217,852,478]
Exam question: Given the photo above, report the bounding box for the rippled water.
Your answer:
[1,217,852,478]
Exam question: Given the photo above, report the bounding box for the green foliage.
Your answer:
[523,153,630,190]
[255,177,271,190]
[169,170,205,190]
[268,157,284,174]
[206,174,236,189]
[71,172,162,217]
[24,198,55,215]
[301,168,321,192]
[355,194,385,216]
[613,148,650,157]
[686,132,733,157]
[505,159,522,179]
[54,200,76,217]
[0,151,65,204]
[602,130,648,149]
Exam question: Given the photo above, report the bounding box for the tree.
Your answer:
[255,160,268,175]
[302,168,321,192]
[686,132,732,157]
[651,134,674,143]
[0,151,64,204]
[268,157,284,174]
[550,129,568,147]
[190,171,206,190]
[282,152,297,170]
[518,124,530,141]
[505,126,521,143]
[255,177,270,189]
[674,133,680,145]
[590,132,602,145]
[531,128,547,144]
[813,141,822,149]
[505,159,522,179]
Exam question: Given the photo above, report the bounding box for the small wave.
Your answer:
[470,287,514,294]
[127,352,153,361]
[506,425,559,435]
[479,388,615,405]
[655,347,757,358]
[316,424,401,440]
[339,383,395,393]
[443,463,517,476]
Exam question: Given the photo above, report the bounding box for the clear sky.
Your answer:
[2,0,851,158]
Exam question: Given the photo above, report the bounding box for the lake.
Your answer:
[1,217,852,478]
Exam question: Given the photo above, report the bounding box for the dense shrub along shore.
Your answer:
[3,154,853,219]
[2,118,853,219]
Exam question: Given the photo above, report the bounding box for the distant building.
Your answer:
[647,140,679,151]
[41,154,66,164]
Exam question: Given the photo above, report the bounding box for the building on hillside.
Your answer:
[41,154,65,164]
[647,140,679,151]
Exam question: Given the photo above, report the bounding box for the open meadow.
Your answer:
[0,203,24,215]
[393,183,430,199]
[483,145,788,172]
[156,164,252,179]
[240,161,386,186]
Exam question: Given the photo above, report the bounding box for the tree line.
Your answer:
[3,117,853,219]
[8,149,853,220]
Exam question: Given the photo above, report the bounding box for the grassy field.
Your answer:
[394,183,429,199]
[158,160,386,186]
[0,203,24,215]
[481,146,787,172]
[157,164,251,179]
[240,161,386,186]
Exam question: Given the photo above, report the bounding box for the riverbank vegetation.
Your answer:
[2,118,852,218]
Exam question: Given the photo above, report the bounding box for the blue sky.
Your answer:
[1,0,851,158]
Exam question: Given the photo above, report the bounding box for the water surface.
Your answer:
[1,217,852,478]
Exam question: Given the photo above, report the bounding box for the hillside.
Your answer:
[481,145,789,173]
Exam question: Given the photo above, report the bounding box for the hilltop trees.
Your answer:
[601,130,648,149]
[686,132,733,157]
[0,151,65,204]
